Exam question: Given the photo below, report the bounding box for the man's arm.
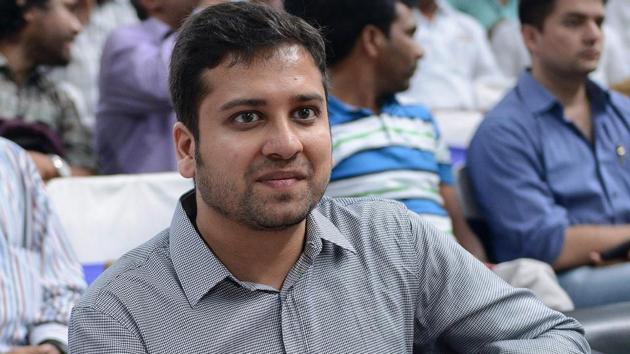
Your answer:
[20,151,86,348]
[554,225,630,270]
[27,151,93,181]
[440,184,488,261]
[468,119,630,269]
[408,212,589,353]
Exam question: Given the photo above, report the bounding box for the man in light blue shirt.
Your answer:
[468,0,630,308]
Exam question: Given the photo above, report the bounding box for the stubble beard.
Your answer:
[195,150,329,231]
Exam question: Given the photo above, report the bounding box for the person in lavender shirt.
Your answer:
[95,0,201,174]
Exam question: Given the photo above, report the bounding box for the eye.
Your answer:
[233,112,261,124]
[293,107,318,120]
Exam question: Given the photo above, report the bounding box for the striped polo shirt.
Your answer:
[327,95,454,234]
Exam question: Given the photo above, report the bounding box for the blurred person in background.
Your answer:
[0,0,96,181]
[398,0,509,111]
[95,0,201,174]
[0,137,85,354]
[468,0,630,308]
[49,0,139,129]
[448,0,519,32]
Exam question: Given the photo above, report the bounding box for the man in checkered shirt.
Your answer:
[68,2,589,353]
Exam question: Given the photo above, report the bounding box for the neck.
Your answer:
[329,58,382,113]
[0,41,36,87]
[531,64,588,107]
[195,194,306,291]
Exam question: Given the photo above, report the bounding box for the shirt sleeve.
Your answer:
[13,146,87,346]
[431,118,454,185]
[69,306,146,353]
[407,211,589,353]
[98,29,175,115]
[467,119,569,263]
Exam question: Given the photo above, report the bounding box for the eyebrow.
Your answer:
[219,93,325,111]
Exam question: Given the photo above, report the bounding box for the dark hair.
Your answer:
[169,2,327,141]
[519,0,607,29]
[0,0,49,39]
[285,0,397,67]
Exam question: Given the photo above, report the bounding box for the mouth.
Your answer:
[255,170,308,188]
[580,49,600,60]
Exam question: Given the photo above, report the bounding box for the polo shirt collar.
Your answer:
[170,191,355,307]
[328,95,400,123]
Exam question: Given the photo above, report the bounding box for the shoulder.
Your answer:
[388,102,434,122]
[469,88,538,156]
[76,230,172,315]
[480,88,531,132]
[610,90,630,117]
[315,196,436,253]
[103,21,150,51]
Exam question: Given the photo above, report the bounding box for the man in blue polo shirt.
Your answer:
[468,0,630,308]
[286,0,489,259]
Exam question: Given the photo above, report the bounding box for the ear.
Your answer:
[139,0,158,12]
[359,24,387,59]
[521,24,541,55]
[173,122,196,179]
[21,4,40,25]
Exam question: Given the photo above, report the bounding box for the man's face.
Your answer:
[527,0,604,77]
[26,0,82,66]
[185,44,331,231]
[375,2,423,97]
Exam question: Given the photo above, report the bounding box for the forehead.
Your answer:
[392,2,414,29]
[548,0,605,17]
[200,44,325,102]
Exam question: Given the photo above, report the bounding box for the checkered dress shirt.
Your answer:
[69,192,588,353]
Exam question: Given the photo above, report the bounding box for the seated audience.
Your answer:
[0,137,85,353]
[605,0,630,64]
[398,0,509,111]
[447,0,519,31]
[50,0,139,128]
[69,3,588,353]
[0,0,96,180]
[96,0,200,174]
[468,0,630,308]
[491,18,629,87]
[287,0,573,311]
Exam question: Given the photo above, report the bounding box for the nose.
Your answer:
[583,19,602,44]
[69,12,83,37]
[413,41,424,61]
[261,119,304,160]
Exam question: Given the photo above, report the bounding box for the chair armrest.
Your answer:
[565,301,630,354]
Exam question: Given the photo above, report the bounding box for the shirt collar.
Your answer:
[169,192,356,307]
[306,199,356,255]
[0,52,43,85]
[328,95,400,122]
[516,70,611,117]
[169,190,232,308]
